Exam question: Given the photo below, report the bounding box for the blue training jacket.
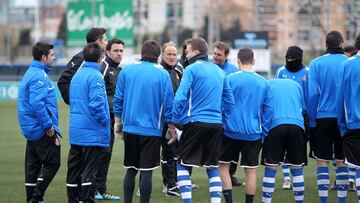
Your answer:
[276,65,309,113]
[172,59,235,125]
[113,60,174,137]
[262,79,305,136]
[69,62,110,147]
[215,60,238,75]
[308,53,348,127]
[336,55,360,136]
[18,60,61,141]
[224,70,268,141]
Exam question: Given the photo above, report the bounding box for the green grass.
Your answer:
[0,100,357,202]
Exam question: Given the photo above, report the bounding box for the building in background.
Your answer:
[0,0,359,64]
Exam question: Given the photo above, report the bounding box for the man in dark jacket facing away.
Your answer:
[58,27,107,105]
[94,38,124,200]
[66,43,110,203]
[18,42,61,203]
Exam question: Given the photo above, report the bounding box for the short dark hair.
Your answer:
[214,41,230,55]
[190,37,208,53]
[162,41,177,53]
[83,42,103,62]
[106,38,125,51]
[141,40,161,60]
[32,42,54,61]
[181,39,192,54]
[326,31,344,49]
[237,47,254,65]
[354,32,360,50]
[344,45,357,56]
[86,27,107,43]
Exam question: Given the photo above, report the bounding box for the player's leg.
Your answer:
[241,139,262,203]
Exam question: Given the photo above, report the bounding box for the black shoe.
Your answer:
[349,181,356,192]
[166,186,181,197]
[231,176,245,187]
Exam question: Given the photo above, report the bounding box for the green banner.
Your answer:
[67,0,133,47]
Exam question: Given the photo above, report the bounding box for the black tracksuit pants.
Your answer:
[161,125,177,188]
[25,134,60,203]
[66,145,103,203]
[95,113,115,194]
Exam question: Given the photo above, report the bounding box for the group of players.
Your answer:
[17,26,360,203]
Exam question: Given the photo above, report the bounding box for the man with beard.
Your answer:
[94,38,124,200]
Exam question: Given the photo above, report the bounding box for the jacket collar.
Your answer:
[104,55,120,68]
[84,61,101,71]
[160,59,175,71]
[188,52,209,65]
[31,60,51,73]
[215,59,229,69]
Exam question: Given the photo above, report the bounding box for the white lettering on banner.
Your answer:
[8,85,18,100]
[0,87,6,98]
[67,4,133,37]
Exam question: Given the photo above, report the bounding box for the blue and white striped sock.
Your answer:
[317,166,329,203]
[206,167,222,203]
[282,165,291,181]
[349,166,356,183]
[336,166,349,203]
[291,168,304,203]
[177,164,192,203]
[356,168,360,203]
[262,167,277,203]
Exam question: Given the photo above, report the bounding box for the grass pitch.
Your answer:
[0,101,357,202]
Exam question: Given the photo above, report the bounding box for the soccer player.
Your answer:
[212,41,244,187]
[261,79,307,203]
[339,44,357,192]
[308,31,349,203]
[113,40,174,203]
[18,42,60,203]
[276,46,309,190]
[66,43,110,203]
[336,32,360,202]
[94,38,124,200]
[212,41,238,75]
[173,37,235,203]
[219,47,267,203]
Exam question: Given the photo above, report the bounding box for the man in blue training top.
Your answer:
[113,40,174,203]
[308,31,349,203]
[261,79,307,203]
[276,46,309,190]
[18,42,61,203]
[212,41,238,75]
[336,32,360,203]
[173,37,235,203]
[66,43,110,203]
[219,47,267,203]
[212,41,244,188]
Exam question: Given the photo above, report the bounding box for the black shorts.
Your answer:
[343,129,360,167]
[123,133,162,171]
[309,118,344,161]
[261,124,307,166]
[219,136,262,168]
[177,122,222,167]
